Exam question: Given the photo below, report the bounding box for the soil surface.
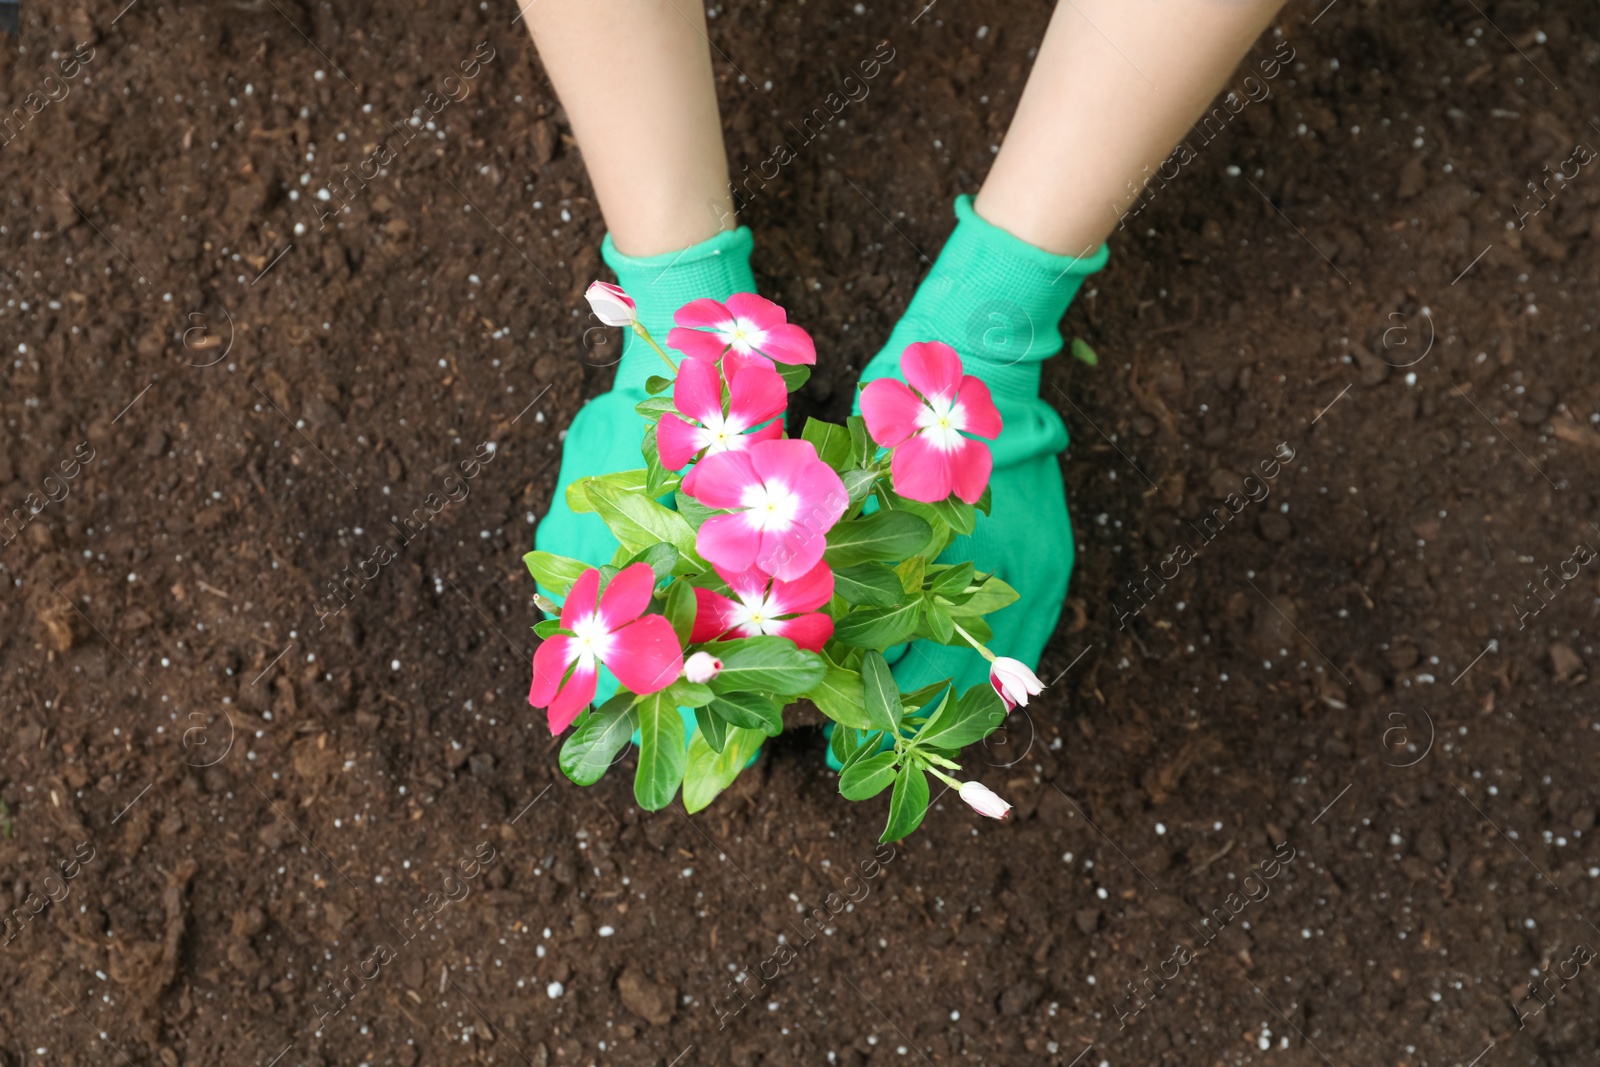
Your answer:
[5,1,1600,1065]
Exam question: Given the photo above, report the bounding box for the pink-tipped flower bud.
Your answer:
[585,280,637,327]
[683,651,723,684]
[959,781,1012,820]
[989,656,1044,710]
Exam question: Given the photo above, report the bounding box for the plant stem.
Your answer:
[949,620,996,662]
[925,765,964,790]
[632,322,677,373]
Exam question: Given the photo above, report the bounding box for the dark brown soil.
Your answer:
[5,1,1600,1064]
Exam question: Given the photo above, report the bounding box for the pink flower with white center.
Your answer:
[989,656,1045,710]
[859,341,1004,504]
[585,280,636,327]
[683,438,847,581]
[656,356,787,472]
[527,563,684,734]
[667,293,816,367]
[959,781,1013,820]
[691,560,835,652]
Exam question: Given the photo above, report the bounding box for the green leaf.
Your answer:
[838,750,898,801]
[708,691,784,735]
[625,542,680,585]
[833,601,922,650]
[842,468,878,507]
[646,374,674,395]
[928,495,977,535]
[1070,336,1099,366]
[833,562,907,609]
[674,489,720,531]
[559,695,637,786]
[823,511,933,568]
[523,550,589,597]
[974,483,993,517]
[925,562,975,598]
[859,651,901,734]
[802,418,853,471]
[663,679,715,708]
[918,599,956,645]
[694,706,729,753]
[634,693,687,811]
[840,729,887,773]
[682,726,764,813]
[776,362,811,393]
[894,555,926,593]
[635,396,675,421]
[707,636,826,696]
[846,414,875,467]
[880,765,930,843]
[586,480,703,567]
[804,660,875,730]
[663,579,697,644]
[533,619,564,639]
[918,682,1007,750]
[900,679,952,714]
[567,469,651,514]
[829,720,861,767]
[945,576,1020,617]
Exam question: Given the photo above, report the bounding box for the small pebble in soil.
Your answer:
[547,981,564,999]
[598,926,614,937]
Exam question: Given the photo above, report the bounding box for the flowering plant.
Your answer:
[524,283,1045,842]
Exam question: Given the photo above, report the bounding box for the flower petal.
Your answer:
[528,635,577,709]
[606,615,685,695]
[657,413,709,472]
[769,560,834,615]
[742,421,785,448]
[900,341,964,401]
[723,292,787,331]
[767,611,833,652]
[714,563,771,600]
[888,434,956,503]
[722,349,775,380]
[690,588,741,644]
[859,378,923,449]
[758,522,825,582]
[955,376,1003,440]
[547,661,598,734]
[559,568,601,630]
[674,297,735,331]
[697,512,762,573]
[947,437,994,504]
[673,356,724,423]
[726,364,788,431]
[666,326,730,362]
[754,322,816,365]
[597,561,657,630]
[686,448,761,510]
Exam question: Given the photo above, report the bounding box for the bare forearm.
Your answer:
[521,0,734,255]
[977,0,1288,255]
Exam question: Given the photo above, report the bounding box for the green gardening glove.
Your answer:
[855,195,1108,696]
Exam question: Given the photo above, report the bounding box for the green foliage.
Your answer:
[634,692,687,811]
[559,696,637,786]
[534,339,1033,841]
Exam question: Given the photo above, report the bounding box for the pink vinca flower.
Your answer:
[528,563,684,734]
[990,656,1045,711]
[667,293,816,367]
[692,560,835,652]
[859,341,1003,504]
[684,438,847,581]
[656,356,787,472]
